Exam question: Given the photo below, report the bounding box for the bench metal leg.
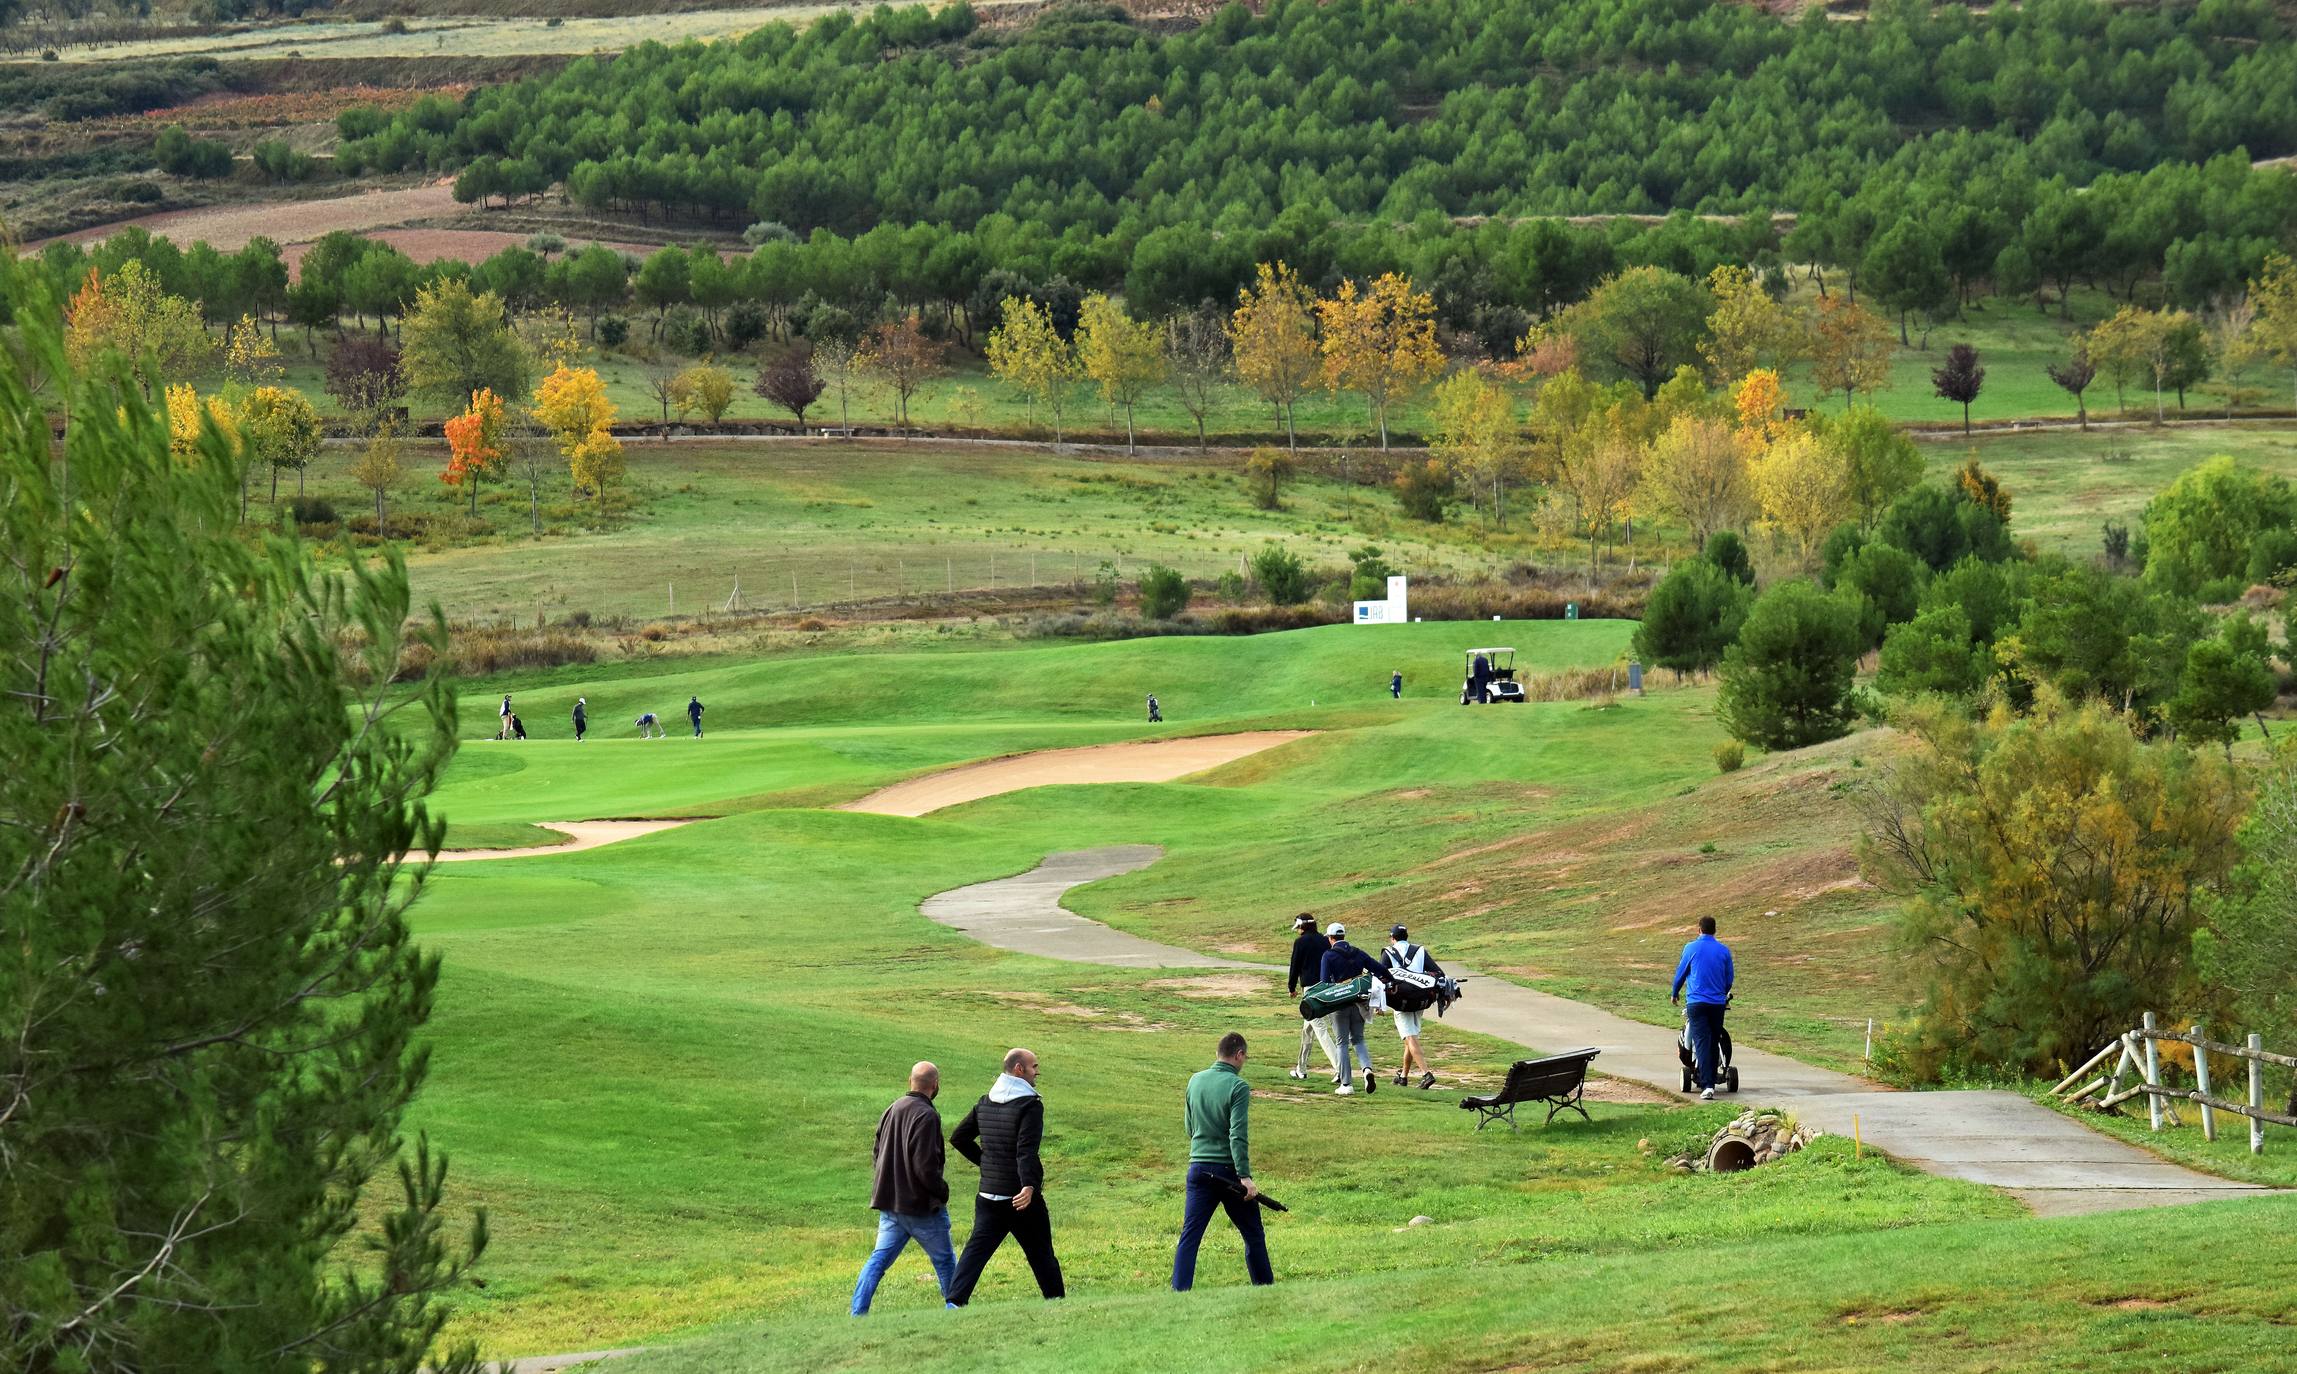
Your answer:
[1543,1083,1590,1126]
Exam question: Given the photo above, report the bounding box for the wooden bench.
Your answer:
[1459,1049,1601,1131]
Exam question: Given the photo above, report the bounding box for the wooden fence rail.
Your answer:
[2051,1015,2292,1155]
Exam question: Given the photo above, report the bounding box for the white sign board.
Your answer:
[1352,575,1409,625]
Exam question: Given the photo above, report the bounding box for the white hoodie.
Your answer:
[988,1072,1039,1105]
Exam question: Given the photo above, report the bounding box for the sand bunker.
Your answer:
[432,819,688,863]
[840,731,1313,817]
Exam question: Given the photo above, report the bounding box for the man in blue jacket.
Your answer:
[1671,915,1735,1101]
[1319,924,1383,1096]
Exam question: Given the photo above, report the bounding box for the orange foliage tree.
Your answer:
[441,387,508,516]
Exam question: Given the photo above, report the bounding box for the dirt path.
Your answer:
[839,731,1313,818]
[924,846,2268,1218]
[432,819,688,863]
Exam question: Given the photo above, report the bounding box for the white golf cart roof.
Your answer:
[1465,647,1516,656]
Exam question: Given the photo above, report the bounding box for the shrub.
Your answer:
[1861,697,2244,1078]
[288,495,337,525]
[1242,447,1294,510]
[1393,457,1454,521]
[1716,580,1866,750]
[1633,559,1750,674]
[1713,740,1744,772]
[1138,564,1190,620]
[1702,529,1755,585]
[1215,571,1246,602]
[251,139,315,183]
[1876,605,1992,698]
[2245,527,2297,584]
[1248,544,1311,605]
[597,315,629,349]
[155,122,234,178]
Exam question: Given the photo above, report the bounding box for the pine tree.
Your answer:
[1,263,487,1373]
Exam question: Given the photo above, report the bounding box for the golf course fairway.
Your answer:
[395,620,2297,1367]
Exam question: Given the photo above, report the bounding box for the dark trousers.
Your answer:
[690,715,703,736]
[1687,1001,1726,1090]
[1171,1163,1272,1291]
[574,718,585,740]
[947,1193,1063,1305]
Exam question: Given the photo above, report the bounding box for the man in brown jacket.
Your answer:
[849,1061,956,1315]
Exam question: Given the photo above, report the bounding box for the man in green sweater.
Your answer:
[1171,1032,1273,1291]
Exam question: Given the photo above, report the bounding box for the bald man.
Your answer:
[850,1061,956,1316]
[947,1047,1065,1306]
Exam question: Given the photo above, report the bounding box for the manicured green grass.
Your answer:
[619,1193,2297,1373]
[398,622,2292,1362]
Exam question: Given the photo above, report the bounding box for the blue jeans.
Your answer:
[1686,1001,1726,1091]
[850,1208,955,1315]
[1334,1005,1372,1086]
[1171,1163,1272,1291]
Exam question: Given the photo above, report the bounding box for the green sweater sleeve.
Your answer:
[1227,1075,1251,1178]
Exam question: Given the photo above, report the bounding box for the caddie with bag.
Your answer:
[1381,925,1461,1090]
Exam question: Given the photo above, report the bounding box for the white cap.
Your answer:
[1326,923,1346,937]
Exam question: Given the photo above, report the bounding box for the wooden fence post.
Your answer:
[2143,1012,2163,1131]
[2192,1022,2216,1142]
[2250,1033,2267,1156]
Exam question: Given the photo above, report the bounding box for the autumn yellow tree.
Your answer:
[238,384,323,503]
[63,263,210,398]
[222,313,280,387]
[1552,405,1644,570]
[1429,368,1524,529]
[351,421,405,533]
[1228,261,1320,450]
[1750,425,1849,567]
[1076,293,1164,453]
[1642,413,1754,547]
[1808,295,1895,410]
[2249,254,2297,412]
[986,296,1076,440]
[534,365,624,505]
[1701,265,1805,381]
[1733,368,1788,441]
[669,361,737,423]
[1317,272,1444,450]
[164,383,239,467]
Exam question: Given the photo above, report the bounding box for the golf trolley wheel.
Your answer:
[1725,1067,1741,1094]
[1680,1066,1694,1093]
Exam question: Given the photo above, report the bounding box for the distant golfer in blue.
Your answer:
[1390,670,1402,700]
[1670,915,1734,1101]
[688,695,705,738]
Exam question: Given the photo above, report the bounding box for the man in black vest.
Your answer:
[947,1047,1064,1305]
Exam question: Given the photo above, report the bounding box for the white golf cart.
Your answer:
[1459,647,1527,705]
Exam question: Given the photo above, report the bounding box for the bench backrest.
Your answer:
[1500,1049,1599,1100]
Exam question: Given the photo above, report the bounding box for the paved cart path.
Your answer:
[926,845,2267,1218]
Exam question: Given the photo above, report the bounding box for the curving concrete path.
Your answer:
[841,732,1313,818]
[927,846,2266,1218]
